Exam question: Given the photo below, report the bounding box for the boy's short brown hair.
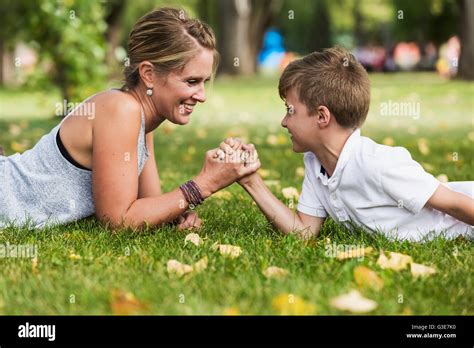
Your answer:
[278,47,370,129]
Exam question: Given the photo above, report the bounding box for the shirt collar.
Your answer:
[314,128,361,185]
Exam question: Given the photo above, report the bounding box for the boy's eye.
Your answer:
[286,104,295,115]
[187,79,198,85]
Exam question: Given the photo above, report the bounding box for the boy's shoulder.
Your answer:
[358,135,414,166]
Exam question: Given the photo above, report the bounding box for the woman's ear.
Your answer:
[138,61,155,88]
[316,105,331,128]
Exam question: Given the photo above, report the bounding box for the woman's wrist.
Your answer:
[193,174,214,199]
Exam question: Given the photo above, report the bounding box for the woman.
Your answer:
[0,8,260,230]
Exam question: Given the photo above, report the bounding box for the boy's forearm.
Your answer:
[240,174,305,234]
[451,193,474,225]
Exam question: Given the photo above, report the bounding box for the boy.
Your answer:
[220,47,473,241]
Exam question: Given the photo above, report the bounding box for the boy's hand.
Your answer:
[219,138,261,185]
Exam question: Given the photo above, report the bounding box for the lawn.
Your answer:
[0,72,473,315]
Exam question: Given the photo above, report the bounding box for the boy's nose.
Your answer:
[281,115,288,128]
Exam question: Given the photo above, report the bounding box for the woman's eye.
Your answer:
[187,80,198,85]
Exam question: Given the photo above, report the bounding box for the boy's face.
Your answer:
[281,89,318,153]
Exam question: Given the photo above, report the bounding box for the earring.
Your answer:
[146,87,153,96]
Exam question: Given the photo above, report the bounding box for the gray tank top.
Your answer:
[0,110,149,228]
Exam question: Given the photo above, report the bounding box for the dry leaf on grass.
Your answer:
[272,293,316,315]
[263,266,289,279]
[353,265,384,291]
[110,289,147,315]
[69,252,81,260]
[214,244,242,258]
[184,233,202,247]
[330,289,377,313]
[193,256,208,273]
[376,251,413,271]
[31,257,39,274]
[167,260,193,277]
[167,257,208,277]
[377,251,437,279]
[281,187,300,200]
[336,247,373,260]
[410,262,436,278]
[222,307,241,315]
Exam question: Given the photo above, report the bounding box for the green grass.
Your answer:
[0,72,473,315]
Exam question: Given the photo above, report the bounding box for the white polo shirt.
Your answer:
[297,129,474,241]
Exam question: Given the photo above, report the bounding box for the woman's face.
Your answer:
[153,48,214,125]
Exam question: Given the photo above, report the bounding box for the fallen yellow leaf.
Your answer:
[69,252,81,260]
[336,247,373,260]
[353,265,384,291]
[263,266,289,279]
[436,174,448,183]
[217,244,242,258]
[272,293,316,315]
[32,257,39,274]
[167,260,193,277]
[330,289,377,313]
[266,134,278,145]
[382,137,395,146]
[184,233,202,247]
[410,262,436,278]
[193,256,208,273]
[295,167,305,178]
[281,187,300,200]
[222,307,241,315]
[376,251,413,271]
[110,289,147,315]
[417,138,430,155]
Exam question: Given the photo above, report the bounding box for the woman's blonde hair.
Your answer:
[122,7,219,90]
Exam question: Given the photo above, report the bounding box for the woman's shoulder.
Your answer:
[90,89,142,129]
[92,89,141,116]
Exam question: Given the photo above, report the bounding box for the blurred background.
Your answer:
[0,0,472,183]
[0,0,472,102]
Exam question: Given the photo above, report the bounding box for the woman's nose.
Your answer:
[193,84,206,103]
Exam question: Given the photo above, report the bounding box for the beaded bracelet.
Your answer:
[179,180,205,207]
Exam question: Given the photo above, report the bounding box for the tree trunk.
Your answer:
[105,0,126,67]
[458,0,474,80]
[248,0,283,71]
[0,38,4,85]
[218,0,254,75]
[309,0,331,51]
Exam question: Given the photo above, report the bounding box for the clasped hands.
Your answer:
[176,138,260,231]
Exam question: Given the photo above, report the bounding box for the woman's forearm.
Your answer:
[112,175,213,229]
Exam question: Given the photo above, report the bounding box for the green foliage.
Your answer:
[1,0,109,102]
[392,0,460,44]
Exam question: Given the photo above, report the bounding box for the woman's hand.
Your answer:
[219,138,261,187]
[176,210,202,230]
[194,143,260,197]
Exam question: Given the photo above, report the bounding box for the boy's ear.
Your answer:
[316,106,331,128]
